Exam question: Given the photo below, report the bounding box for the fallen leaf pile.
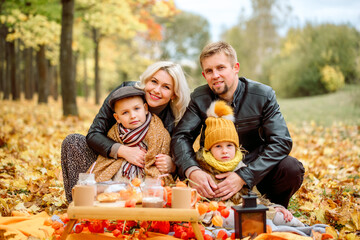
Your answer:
[0,99,359,239]
[0,99,98,216]
[287,122,360,239]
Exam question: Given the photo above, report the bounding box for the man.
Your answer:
[171,41,305,207]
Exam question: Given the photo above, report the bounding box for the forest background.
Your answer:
[0,0,359,239]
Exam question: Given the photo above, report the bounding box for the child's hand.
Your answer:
[117,145,146,168]
[155,154,175,173]
[274,206,293,222]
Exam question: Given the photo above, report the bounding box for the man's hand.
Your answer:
[214,172,245,200]
[117,145,146,168]
[189,170,217,198]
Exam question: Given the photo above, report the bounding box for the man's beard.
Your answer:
[211,84,229,96]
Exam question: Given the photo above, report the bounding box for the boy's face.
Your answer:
[113,96,148,129]
[210,141,236,162]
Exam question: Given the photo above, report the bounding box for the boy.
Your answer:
[87,86,173,185]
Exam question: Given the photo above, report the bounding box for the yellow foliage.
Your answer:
[320,65,345,92]
[281,40,297,56]
[151,1,174,18]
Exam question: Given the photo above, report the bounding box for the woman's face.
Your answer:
[144,70,175,108]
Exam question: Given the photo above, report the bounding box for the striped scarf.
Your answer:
[118,113,152,179]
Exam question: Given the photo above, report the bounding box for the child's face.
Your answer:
[210,141,236,162]
[113,96,148,129]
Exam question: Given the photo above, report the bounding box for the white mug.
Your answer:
[171,187,198,209]
[72,185,95,206]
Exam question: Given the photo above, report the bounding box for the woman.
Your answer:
[61,61,190,202]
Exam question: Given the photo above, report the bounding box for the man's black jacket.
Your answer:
[170,77,292,188]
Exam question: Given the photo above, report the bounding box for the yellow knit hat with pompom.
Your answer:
[204,100,239,150]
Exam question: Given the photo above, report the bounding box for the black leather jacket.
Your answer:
[171,77,292,188]
[86,81,175,158]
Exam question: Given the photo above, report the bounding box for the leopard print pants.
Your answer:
[61,134,97,202]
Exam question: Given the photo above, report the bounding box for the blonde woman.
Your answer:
[61,61,190,202]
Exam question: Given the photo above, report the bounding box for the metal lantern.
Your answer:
[232,192,268,239]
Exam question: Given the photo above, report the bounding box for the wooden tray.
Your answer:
[61,203,203,240]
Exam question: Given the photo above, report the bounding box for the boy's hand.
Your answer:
[214,172,245,200]
[117,145,146,168]
[155,154,175,173]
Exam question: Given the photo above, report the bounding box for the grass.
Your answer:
[278,84,360,126]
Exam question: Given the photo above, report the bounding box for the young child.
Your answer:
[196,100,304,227]
[87,86,173,185]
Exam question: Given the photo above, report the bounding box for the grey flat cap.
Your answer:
[109,86,145,111]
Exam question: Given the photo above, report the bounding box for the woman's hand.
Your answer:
[155,154,175,173]
[117,145,146,168]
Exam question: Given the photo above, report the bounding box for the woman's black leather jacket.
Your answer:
[171,77,292,188]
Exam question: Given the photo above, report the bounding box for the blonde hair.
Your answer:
[199,41,238,69]
[138,61,190,125]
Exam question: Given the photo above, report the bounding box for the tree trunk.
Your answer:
[73,51,78,97]
[37,44,48,103]
[0,24,7,96]
[33,48,38,94]
[83,54,88,101]
[48,59,54,99]
[93,27,100,105]
[53,65,59,100]
[24,47,33,100]
[60,0,78,116]
[3,40,10,99]
[13,39,21,100]
[8,41,18,100]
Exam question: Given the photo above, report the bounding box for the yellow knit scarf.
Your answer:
[202,149,243,172]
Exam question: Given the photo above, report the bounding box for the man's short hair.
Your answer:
[199,41,237,69]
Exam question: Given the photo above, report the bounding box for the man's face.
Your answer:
[201,52,239,101]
